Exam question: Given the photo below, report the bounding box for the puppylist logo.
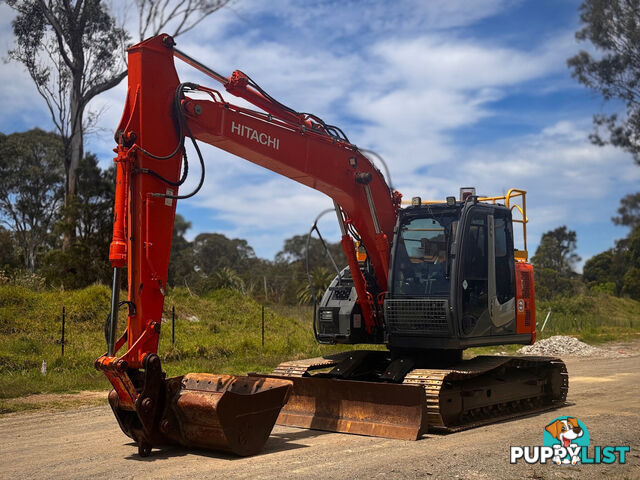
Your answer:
[510,416,630,465]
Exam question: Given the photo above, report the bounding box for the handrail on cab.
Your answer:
[402,188,529,262]
[483,188,528,261]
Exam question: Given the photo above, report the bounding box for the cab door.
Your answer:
[458,205,516,337]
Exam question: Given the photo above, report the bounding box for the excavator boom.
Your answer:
[95,33,400,456]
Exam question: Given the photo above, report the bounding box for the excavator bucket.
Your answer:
[108,373,292,456]
[166,374,292,455]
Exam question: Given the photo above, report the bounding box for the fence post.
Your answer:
[61,306,66,356]
[261,305,265,348]
[540,308,552,332]
[172,306,176,346]
[263,276,268,302]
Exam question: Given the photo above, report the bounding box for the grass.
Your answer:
[0,285,355,400]
[535,293,640,344]
[1,284,639,405]
[0,401,43,414]
[0,394,106,414]
[467,293,640,357]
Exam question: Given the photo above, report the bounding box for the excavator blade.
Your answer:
[109,373,292,456]
[251,374,426,440]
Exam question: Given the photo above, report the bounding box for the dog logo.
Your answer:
[511,416,629,464]
[543,416,590,465]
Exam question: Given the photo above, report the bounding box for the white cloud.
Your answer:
[370,37,552,90]
[405,120,640,257]
[263,0,518,36]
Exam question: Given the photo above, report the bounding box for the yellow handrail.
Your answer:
[400,188,529,260]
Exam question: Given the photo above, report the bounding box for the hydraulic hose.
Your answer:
[305,208,341,338]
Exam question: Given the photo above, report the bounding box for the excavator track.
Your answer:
[259,352,567,439]
[403,355,568,432]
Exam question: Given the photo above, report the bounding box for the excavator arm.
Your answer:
[95,34,403,456]
[110,34,398,365]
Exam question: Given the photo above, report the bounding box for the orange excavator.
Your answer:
[95,34,568,457]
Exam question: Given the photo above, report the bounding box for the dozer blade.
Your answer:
[251,374,426,440]
[245,351,567,442]
[109,373,292,456]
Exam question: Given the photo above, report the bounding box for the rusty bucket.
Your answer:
[163,374,293,456]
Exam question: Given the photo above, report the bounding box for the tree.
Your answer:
[613,192,640,229]
[192,233,257,276]
[296,266,335,305]
[7,0,229,248]
[531,226,581,275]
[531,226,582,300]
[41,153,115,288]
[613,192,640,298]
[0,227,21,272]
[582,247,626,294]
[620,227,640,298]
[167,214,195,286]
[532,267,581,300]
[275,234,346,271]
[622,266,640,299]
[213,266,245,292]
[568,1,640,298]
[271,234,345,304]
[0,129,64,271]
[583,249,615,285]
[567,0,640,163]
[582,193,640,298]
[610,192,640,297]
[8,0,127,248]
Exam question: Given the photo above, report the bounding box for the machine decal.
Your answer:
[231,121,280,150]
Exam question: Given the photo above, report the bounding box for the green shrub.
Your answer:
[590,281,616,295]
[622,267,640,299]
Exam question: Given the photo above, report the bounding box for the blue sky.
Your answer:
[1,0,638,268]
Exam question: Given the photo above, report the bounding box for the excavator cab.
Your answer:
[387,198,524,349]
[317,189,536,350]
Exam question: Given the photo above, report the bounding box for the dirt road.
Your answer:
[1,347,638,479]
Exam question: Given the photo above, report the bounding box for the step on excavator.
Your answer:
[95,34,568,457]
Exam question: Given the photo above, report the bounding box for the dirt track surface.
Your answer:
[1,346,639,479]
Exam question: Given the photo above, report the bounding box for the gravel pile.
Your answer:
[518,335,620,357]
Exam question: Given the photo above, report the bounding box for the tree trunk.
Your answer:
[23,229,36,273]
[27,244,36,273]
[62,78,85,251]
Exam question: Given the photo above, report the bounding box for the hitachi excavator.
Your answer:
[95,34,568,457]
